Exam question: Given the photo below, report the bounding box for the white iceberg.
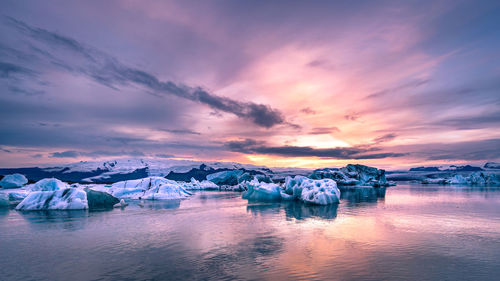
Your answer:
[242,179,282,202]
[16,188,88,211]
[183,178,219,190]
[283,176,340,205]
[25,178,70,191]
[0,174,28,189]
[101,177,192,200]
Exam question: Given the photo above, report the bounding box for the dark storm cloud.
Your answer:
[3,17,285,128]
[225,139,406,159]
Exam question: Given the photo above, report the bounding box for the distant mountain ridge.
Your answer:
[0,158,310,183]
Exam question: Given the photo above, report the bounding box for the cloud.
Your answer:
[159,128,201,135]
[4,17,285,128]
[344,112,361,121]
[372,133,397,144]
[225,139,406,159]
[365,78,430,99]
[0,146,12,153]
[300,107,316,115]
[0,61,36,78]
[50,150,146,158]
[155,154,176,158]
[50,150,80,158]
[309,127,340,135]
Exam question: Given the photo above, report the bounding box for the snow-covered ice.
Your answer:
[182,178,219,190]
[242,176,341,205]
[97,177,192,200]
[0,174,28,189]
[283,176,340,205]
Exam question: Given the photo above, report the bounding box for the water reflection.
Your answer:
[1,186,500,281]
[136,199,182,210]
[247,201,339,220]
[341,187,386,204]
[19,210,90,231]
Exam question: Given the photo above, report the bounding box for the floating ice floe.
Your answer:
[25,178,70,191]
[0,174,28,189]
[283,176,340,205]
[98,177,192,200]
[310,164,389,187]
[207,170,243,186]
[182,178,219,190]
[242,176,340,205]
[16,188,88,211]
[420,172,500,185]
[242,179,282,202]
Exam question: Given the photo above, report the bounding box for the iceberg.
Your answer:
[283,176,340,205]
[102,177,192,200]
[484,162,500,170]
[206,170,243,186]
[310,164,388,187]
[242,179,282,202]
[25,178,70,191]
[421,178,451,184]
[15,188,88,211]
[420,172,500,185]
[0,193,9,207]
[85,189,119,209]
[141,182,192,200]
[0,173,28,189]
[182,178,219,190]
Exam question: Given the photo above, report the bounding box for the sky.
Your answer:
[0,0,499,169]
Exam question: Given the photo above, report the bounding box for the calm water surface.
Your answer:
[1,183,500,281]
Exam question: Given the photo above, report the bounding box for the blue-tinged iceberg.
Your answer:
[242,179,282,202]
[25,178,70,191]
[207,170,244,186]
[15,188,88,211]
[242,176,341,205]
[0,174,28,189]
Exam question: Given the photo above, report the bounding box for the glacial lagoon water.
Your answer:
[1,183,500,281]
